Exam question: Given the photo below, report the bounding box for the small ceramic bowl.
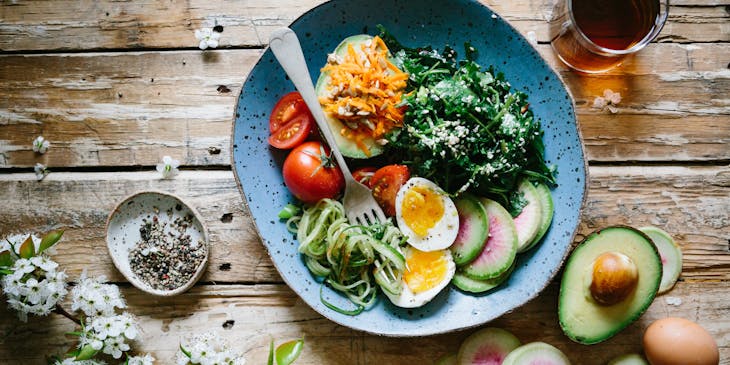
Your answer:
[106,191,209,296]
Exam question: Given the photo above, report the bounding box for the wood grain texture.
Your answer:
[1,0,727,52]
[0,1,728,364]
[1,43,728,168]
[0,281,728,364]
[0,166,727,283]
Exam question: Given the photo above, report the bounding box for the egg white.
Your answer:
[384,246,456,308]
[394,177,460,252]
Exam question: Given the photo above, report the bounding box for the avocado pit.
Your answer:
[589,251,638,305]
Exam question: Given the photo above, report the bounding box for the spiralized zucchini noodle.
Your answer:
[286,199,407,315]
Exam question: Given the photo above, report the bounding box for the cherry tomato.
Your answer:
[268,92,315,149]
[268,113,313,149]
[352,167,377,188]
[282,141,345,204]
[269,92,309,133]
[370,165,410,217]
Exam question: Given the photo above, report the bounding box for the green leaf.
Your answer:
[74,344,98,361]
[39,230,64,253]
[0,269,14,275]
[18,235,35,259]
[65,331,83,337]
[267,339,275,365]
[0,250,13,267]
[66,348,81,357]
[275,338,304,365]
[179,344,192,358]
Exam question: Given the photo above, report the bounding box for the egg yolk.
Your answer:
[404,248,448,293]
[401,185,444,237]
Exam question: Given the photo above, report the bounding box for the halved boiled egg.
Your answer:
[384,245,456,308]
[395,177,459,251]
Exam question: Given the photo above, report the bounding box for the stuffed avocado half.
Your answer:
[315,34,407,159]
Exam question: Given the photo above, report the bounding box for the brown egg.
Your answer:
[643,317,719,365]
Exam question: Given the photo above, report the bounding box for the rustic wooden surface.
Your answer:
[0,0,728,364]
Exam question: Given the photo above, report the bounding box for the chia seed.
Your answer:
[129,211,206,291]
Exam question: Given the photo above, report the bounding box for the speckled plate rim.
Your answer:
[230,0,589,337]
[105,190,210,297]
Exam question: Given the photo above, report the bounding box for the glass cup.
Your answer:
[548,0,669,73]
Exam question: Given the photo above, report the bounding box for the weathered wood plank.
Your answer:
[1,44,728,168]
[0,166,727,282]
[1,0,727,52]
[0,281,727,364]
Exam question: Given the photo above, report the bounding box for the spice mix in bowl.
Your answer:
[106,191,209,296]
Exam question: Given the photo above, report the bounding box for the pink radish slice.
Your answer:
[457,327,521,365]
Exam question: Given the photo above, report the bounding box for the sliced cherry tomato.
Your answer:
[269,92,310,133]
[268,113,313,149]
[352,167,377,188]
[282,141,345,204]
[370,165,410,217]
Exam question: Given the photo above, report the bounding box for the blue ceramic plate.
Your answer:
[232,0,587,336]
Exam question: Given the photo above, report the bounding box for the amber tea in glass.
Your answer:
[548,0,669,73]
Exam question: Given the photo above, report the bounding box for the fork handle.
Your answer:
[269,28,355,181]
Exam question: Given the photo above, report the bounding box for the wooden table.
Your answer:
[1,1,728,364]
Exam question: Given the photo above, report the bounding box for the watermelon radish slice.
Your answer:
[513,180,543,253]
[435,353,458,365]
[457,327,521,365]
[522,182,554,252]
[461,198,517,280]
[607,353,649,365]
[452,262,515,293]
[639,226,682,293]
[451,195,489,266]
[502,342,571,365]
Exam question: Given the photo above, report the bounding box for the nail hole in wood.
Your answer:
[208,146,221,155]
[219,263,231,271]
[213,25,224,33]
[217,85,231,93]
[222,319,235,329]
[221,213,233,223]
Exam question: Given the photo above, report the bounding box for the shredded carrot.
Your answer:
[319,36,408,156]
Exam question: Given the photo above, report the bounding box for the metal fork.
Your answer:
[269,28,386,226]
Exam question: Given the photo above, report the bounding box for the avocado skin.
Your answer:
[558,225,661,345]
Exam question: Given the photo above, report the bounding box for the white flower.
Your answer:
[31,255,58,272]
[195,28,221,50]
[592,89,621,114]
[177,331,245,365]
[1,256,67,321]
[128,354,156,365]
[592,96,608,109]
[156,156,180,179]
[102,335,130,359]
[13,258,35,275]
[71,272,126,317]
[54,357,107,365]
[34,163,49,181]
[32,136,50,154]
[603,89,622,105]
[81,312,138,359]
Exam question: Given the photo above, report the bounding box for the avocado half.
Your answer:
[558,226,662,345]
[314,34,384,159]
